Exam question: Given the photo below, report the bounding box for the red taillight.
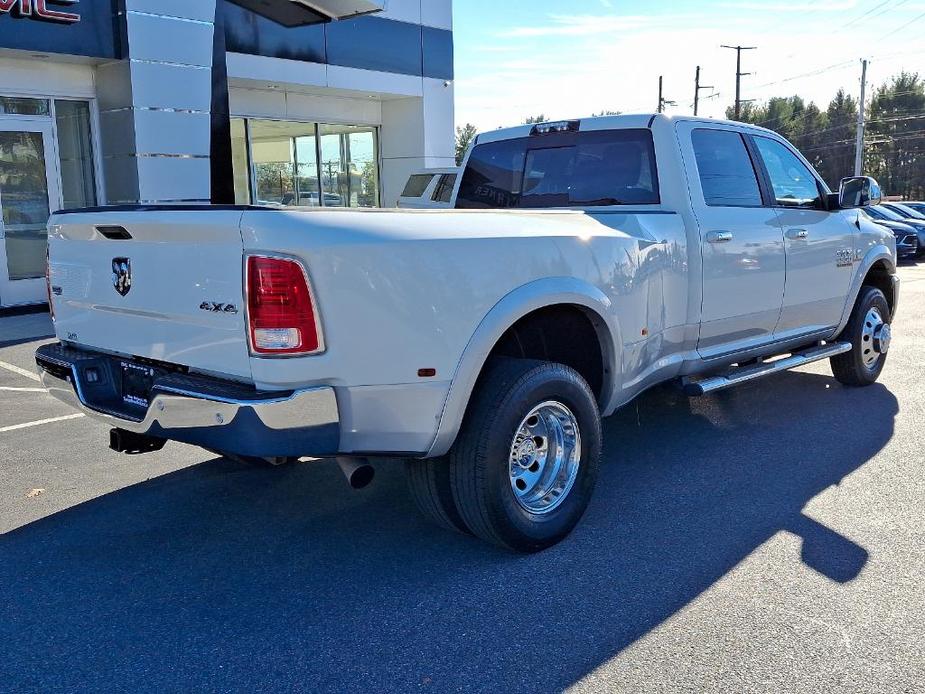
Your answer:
[45,247,55,321]
[246,256,322,355]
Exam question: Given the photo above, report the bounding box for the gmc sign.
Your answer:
[0,0,80,24]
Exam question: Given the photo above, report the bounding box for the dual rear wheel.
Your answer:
[406,358,602,553]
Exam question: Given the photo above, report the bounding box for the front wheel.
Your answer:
[449,358,602,553]
[831,286,892,387]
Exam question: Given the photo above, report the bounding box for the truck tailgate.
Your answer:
[47,210,252,381]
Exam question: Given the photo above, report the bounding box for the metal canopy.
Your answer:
[225,0,386,27]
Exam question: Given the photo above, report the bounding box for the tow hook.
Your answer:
[109,428,167,455]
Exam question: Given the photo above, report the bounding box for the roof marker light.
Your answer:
[530,120,581,136]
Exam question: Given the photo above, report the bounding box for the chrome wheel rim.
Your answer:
[861,307,890,369]
[509,401,581,515]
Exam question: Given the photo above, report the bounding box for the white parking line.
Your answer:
[0,360,41,383]
[0,413,85,434]
[0,387,47,393]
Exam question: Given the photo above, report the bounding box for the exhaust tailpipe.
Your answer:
[336,457,375,490]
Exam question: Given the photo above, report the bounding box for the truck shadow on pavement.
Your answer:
[0,372,897,692]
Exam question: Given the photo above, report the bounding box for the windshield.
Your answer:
[887,203,925,220]
[870,205,905,221]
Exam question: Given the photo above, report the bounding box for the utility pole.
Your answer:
[694,66,714,117]
[722,45,757,120]
[854,59,868,177]
[657,76,676,114]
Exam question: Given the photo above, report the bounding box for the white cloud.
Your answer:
[500,14,650,38]
[455,6,925,132]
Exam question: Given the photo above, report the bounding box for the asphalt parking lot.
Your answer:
[2,265,924,693]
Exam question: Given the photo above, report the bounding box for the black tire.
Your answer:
[831,286,891,387]
[449,358,602,553]
[405,458,471,535]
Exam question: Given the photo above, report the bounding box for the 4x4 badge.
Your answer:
[112,258,132,296]
[200,302,239,315]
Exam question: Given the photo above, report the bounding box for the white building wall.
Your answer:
[97,0,218,203]
[97,0,455,206]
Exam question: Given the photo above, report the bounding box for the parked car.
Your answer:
[860,209,919,259]
[865,204,925,257]
[882,201,925,223]
[900,201,925,216]
[397,168,458,209]
[37,114,898,553]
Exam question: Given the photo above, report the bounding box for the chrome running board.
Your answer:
[683,342,853,396]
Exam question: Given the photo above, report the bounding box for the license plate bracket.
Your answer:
[120,361,155,408]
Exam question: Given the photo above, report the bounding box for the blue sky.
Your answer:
[452,1,925,130]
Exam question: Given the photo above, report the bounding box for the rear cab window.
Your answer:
[402,174,436,199]
[456,128,659,209]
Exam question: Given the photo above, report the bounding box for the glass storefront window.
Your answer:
[232,117,380,208]
[230,118,251,205]
[0,131,51,280]
[247,120,322,207]
[319,124,379,208]
[54,100,97,210]
[0,97,49,117]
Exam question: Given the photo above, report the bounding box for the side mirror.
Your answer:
[839,176,882,209]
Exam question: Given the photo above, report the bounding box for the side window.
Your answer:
[401,174,435,199]
[691,129,763,207]
[431,173,457,203]
[753,137,822,207]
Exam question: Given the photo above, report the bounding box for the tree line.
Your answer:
[731,71,925,198]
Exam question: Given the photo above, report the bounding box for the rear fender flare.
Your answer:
[427,277,622,458]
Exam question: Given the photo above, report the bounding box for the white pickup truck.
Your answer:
[37,114,898,552]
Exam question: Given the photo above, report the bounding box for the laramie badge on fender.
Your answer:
[200,302,239,314]
[112,258,132,296]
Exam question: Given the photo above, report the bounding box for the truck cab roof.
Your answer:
[475,113,780,146]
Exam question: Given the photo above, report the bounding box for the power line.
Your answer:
[840,0,893,29]
[878,9,925,40]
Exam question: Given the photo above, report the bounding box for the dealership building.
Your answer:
[0,0,455,307]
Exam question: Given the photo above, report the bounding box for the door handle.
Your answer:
[787,228,809,240]
[706,231,734,243]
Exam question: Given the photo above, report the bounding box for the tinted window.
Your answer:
[456,139,526,208]
[456,129,658,209]
[432,174,457,203]
[869,206,903,221]
[886,203,925,219]
[691,129,763,207]
[754,137,822,207]
[402,174,435,198]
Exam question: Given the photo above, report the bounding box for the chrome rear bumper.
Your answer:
[35,343,339,457]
